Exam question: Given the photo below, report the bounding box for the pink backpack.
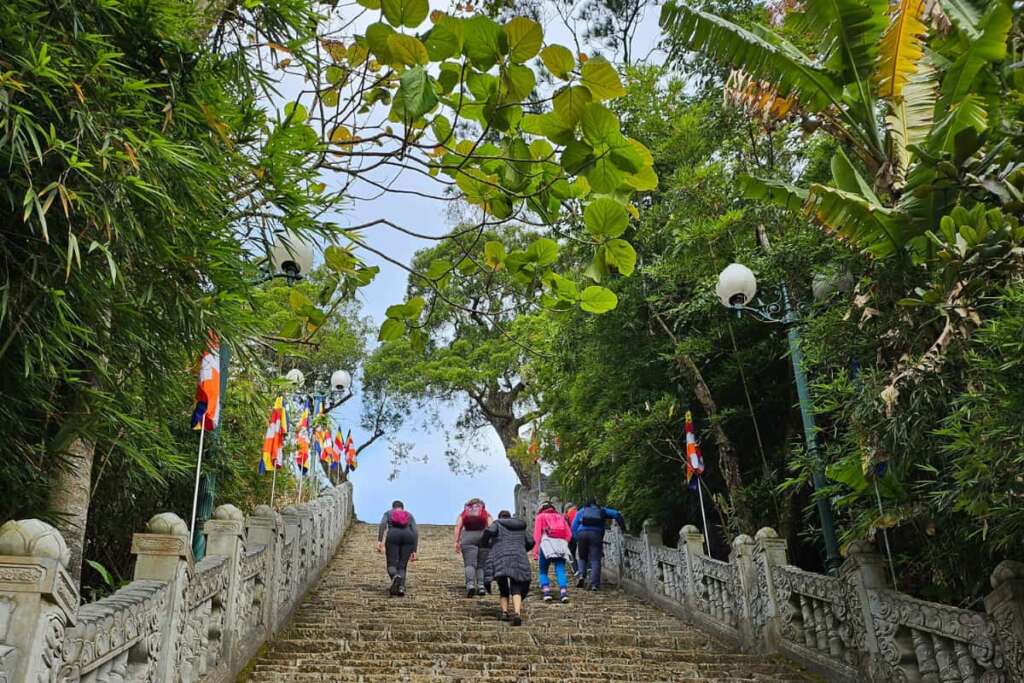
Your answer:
[540,511,571,540]
[390,509,410,527]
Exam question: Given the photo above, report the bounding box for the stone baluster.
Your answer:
[203,504,244,665]
[640,519,662,595]
[245,505,283,638]
[130,512,194,683]
[680,525,704,614]
[0,519,79,683]
[984,560,1024,680]
[753,527,788,652]
[730,534,755,649]
[279,506,302,617]
[840,539,889,678]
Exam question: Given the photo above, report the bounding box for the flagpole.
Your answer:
[270,468,277,508]
[297,466,304,504]
[873,477,898,587]
[696,475,711,556]
[189,416,207,545]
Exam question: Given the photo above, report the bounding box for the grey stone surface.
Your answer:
[0,483,353,683]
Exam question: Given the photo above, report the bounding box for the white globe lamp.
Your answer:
[716,263,758,308]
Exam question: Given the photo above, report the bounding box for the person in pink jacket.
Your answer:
[533,501,574,603]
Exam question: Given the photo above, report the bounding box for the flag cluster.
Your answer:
[191,335,221,431]
[257,395,362,476]
[684,411,705,490]
[260,397,288,474]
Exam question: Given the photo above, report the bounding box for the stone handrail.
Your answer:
[0,482,354,683]
[602,522,1024,682]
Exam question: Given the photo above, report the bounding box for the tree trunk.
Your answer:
[494,418,531,486]
[48,435,95,586]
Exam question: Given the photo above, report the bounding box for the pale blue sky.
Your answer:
[308,0,665,523]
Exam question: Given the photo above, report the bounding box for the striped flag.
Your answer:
[190,335,221,431]
[260,397,287,474]
[684,411,705,490]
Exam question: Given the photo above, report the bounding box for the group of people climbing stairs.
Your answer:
[245,498,817,681]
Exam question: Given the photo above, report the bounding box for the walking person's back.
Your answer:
[533,501,574,603]
[571,499,625,591]
[454,497,493,597]
[483,510,534,625]
[377,500,418,596]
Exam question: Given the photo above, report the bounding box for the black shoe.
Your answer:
[389,575,402,595]
[478,587,487,596]
[576,577,586,588]
[561,594,570,603]
[511,613,522,626]
[543,592,552,602]
[590,585,599,592]
[398,585,406,596]
[467,587,476,598]
[499,611,509,622]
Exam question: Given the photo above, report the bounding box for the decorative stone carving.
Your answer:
[0,521,70,568]
[146,514,189,538]
[212,505,244,522]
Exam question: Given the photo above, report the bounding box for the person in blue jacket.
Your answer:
[571,499,625,591]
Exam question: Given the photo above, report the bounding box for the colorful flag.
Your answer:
[190,334,221,431]
[296,433,310,472]
[332,431,345,469]
[344,429,357,472]
[684,411,705,490]
[259,397,287,474]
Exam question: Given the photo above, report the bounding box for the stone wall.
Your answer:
[602,521,1024,682]
[0,482,354,683]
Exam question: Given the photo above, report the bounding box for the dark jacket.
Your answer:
[483,518,534,583]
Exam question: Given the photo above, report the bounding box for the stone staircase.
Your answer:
[244,522,816,682]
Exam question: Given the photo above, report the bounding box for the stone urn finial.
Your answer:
[0,519,71,567]
[213,504,244,522]
[146,512,189,538]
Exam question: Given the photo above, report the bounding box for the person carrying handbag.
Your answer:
[532,501,574,603]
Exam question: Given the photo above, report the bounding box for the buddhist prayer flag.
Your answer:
[191,335,221,431]
[332,431,345,469]
[260,397,287,474]
[684,411,705,490]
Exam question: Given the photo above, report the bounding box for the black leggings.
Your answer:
[385,526,416,581]
[496,577,530,598]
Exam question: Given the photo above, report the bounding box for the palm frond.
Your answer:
[927,93,987,154]
[934,0,981,39]
[887,60,938,173]
[659,2,843,113]
[794,0,889,89]
[806,183,912,258]
[876,0,928,99]
[739,175,808,211]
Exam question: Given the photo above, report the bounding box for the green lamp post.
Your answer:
[715,263,842,575]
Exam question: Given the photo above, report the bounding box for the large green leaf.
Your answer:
[794,0,887,93]
[739,176,808,212]
[388,33,428,65]
[604,239,636,275]
[560,140,595,174]
[584,197,629,238]
[392,66,437,120]
[379,318,405,341]
[935,0,981,39]
[502,64,536,100]
[424,16,464,61]
[580,103,619,145]
[463,15,505,70]
[504,17,543,63]
[580,285,617,313]
[484,240,506,269]
[927,94,987,154]
[541,44,575,79]
[660,2,843,112]
[586,156,624,193]
[806,184,911,258]
[939,2,1012,106]
[381,0,428,28]
[553,86,592,125]
[526,237,558,265]
[580,57,626,100]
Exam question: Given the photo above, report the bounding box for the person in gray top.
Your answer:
[376,500,418,596]
[482,510,534,625]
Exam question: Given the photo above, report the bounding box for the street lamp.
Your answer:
[264,231,316,284]
[716,263,842,575]
[284,367,354,412]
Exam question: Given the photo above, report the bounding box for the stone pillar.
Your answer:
[680,524,705,612]
[131,512,193,683]
[729,534,755,650]
[0,519,78,683]
[246,505,283,638]
[280,506,302,615]
[753,527,789,652]
[985,560,1024,680]
[840,539,890,676]
[203,504,244,663]
[641,519,662,594]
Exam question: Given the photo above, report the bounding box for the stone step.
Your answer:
[241,522,818,682]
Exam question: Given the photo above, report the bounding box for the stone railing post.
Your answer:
[245,505,283,637]
[131,512,194,683]
[985,560,1024,680]
[279,506,302,617]
[680,524,705,612]
[0,519,78,683]
[840,539,890,675]
[729,534,756,650]
[753,527,789,652]
[641,519,662,594]
[203,504,244,666]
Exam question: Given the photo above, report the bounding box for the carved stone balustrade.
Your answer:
[0,482,353,683]
[600,520,1024,682]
